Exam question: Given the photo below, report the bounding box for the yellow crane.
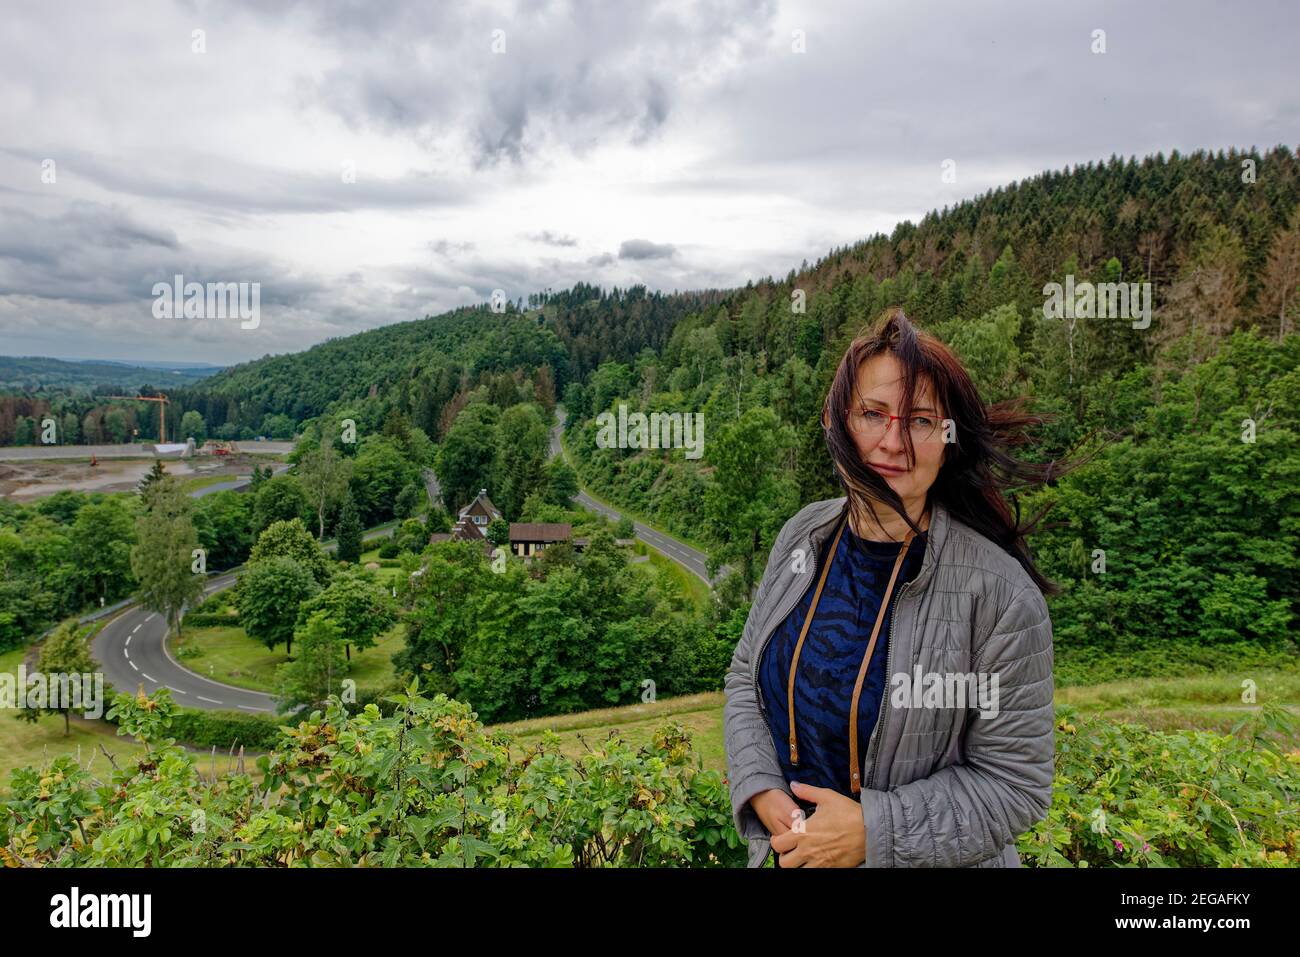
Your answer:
[102,393,170,444]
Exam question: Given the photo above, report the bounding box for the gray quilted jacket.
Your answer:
[723,495,1055,867]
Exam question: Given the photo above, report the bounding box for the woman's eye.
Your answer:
[862,410,887,423]
[912,416,936,428]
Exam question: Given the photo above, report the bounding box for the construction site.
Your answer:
[0,439,292,500]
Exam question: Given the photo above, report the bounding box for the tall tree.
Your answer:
[435,403,499,512]
[137,460,167,496]
[335,490,363,564]
[237,555,321,656]
[297,442,353,539]
[296,568,396,660]
[252,474,310,536]
[130,475,205,636]
[249,518,333,585]
[1260,208,1300,341]
[495,403,549,519]
[702,406,798,593]
[70,499,136,607]
[273,610,348,713]
[17,621,98,735]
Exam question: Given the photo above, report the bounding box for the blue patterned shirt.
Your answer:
[757,520,927,813]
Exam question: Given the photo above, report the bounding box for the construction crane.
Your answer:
[102,393,170,444]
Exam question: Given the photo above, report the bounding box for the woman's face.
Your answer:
[846,353,946,506]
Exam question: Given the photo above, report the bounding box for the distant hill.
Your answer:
[0,355,224,392]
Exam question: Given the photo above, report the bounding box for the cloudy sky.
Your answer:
[0,0,1295,365]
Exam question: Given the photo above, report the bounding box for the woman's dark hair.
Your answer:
[821,307,1076,596]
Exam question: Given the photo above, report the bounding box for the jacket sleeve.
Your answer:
[723,520,797,841]
[858,582,1055,867]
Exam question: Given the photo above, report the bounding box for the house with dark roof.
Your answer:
[428,489,586,557]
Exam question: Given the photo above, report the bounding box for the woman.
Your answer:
[724,308,1064,868]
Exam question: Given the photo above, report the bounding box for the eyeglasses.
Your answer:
[847,408,943,442]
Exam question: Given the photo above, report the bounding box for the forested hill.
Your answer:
[176,287,730,441]
[0,355,220,392]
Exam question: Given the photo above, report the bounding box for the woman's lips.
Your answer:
[869,462,909,475]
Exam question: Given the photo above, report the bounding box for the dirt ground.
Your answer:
[0,453,268,500]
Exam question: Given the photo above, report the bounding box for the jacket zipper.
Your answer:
[863,577,912,790]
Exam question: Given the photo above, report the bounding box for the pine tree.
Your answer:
[335,491,363,564]
[137,460,167,496]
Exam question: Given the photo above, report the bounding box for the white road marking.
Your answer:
[124,647,130,659]
[197,695,223,705]
[124,636,131,649]
[237,705,269,713]
[129,660,138,672]
[132,624,142,634]
[142,673,155,682]
[167,686,188,695]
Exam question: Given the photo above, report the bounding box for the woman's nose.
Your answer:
[878,417,907,450]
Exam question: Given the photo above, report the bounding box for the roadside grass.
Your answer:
[168,622,403,694]
[636,543,710,611]
[0,646,250,792]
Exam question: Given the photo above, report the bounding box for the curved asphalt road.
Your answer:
[550,409,715,585]
[91,572,275,712]
[92,525,397,713]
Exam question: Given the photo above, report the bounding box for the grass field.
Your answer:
[489,691,728,770]
[169,621,403,693]
[484,669,1300,774]
[357,549,408,587]
[0,645,251,793]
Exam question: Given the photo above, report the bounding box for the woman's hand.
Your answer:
[769,781,867,867]
[750,787,800,837]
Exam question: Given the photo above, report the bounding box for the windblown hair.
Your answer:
[821,308,1073,595]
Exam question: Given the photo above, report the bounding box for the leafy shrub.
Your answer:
[0,685,745,867]
[377,539,401,560]
[1019,703,1300,867]
[181,612,240,628]
[167,709,282,752]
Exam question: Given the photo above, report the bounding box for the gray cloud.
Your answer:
[1,148,469,219]
[525,230,578,247]
[0,0,1294,363]
[619,239,676,260]
[290,0,777,166]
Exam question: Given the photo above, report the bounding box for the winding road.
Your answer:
[91,525,397,713]
[89,413,713,714]
[550,410,715,584]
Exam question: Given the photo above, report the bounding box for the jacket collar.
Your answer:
[806,495,949,593]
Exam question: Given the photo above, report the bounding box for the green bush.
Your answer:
[1019,703,1300,867]
[377,539,401,560]
[0,685,745,867]
[181,612,240,628]
[167,708,282,752]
